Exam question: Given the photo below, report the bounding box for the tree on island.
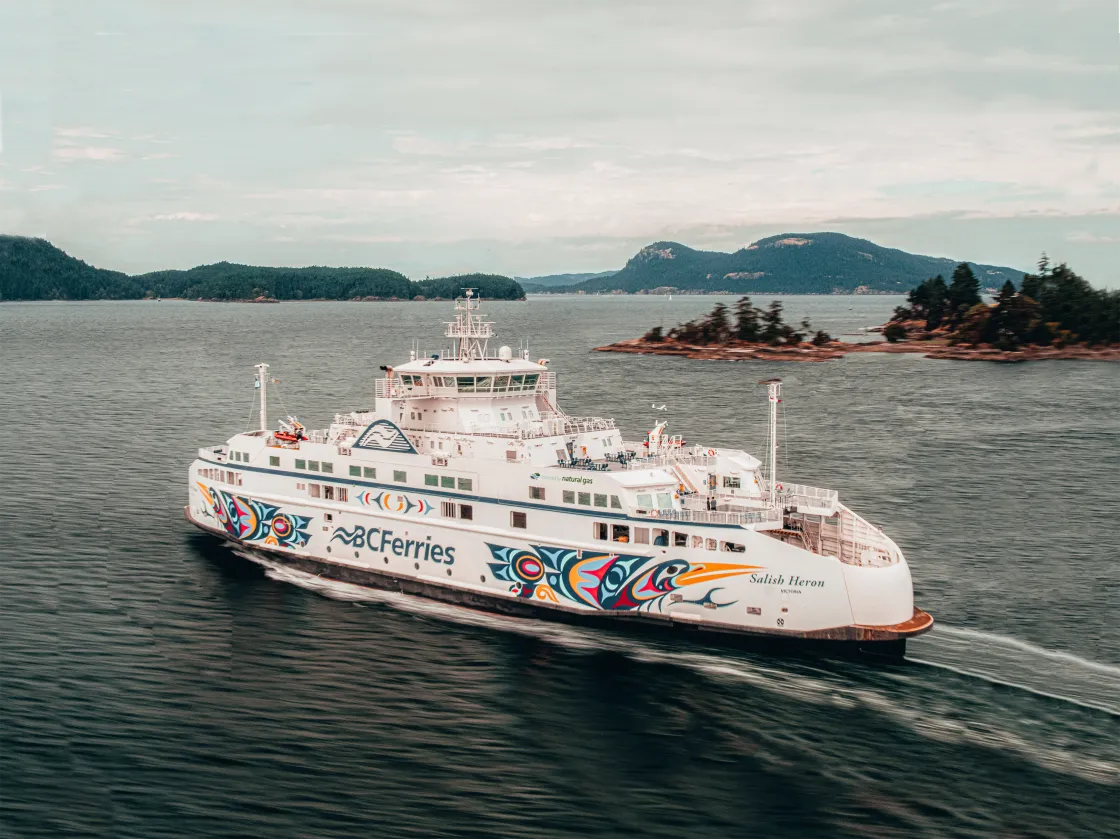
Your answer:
[892,257,1118,350]
[660,296,829,347]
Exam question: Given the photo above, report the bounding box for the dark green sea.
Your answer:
[2,296,1117,838]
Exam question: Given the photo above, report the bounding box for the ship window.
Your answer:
[295,459,306,470]
[721,541,745,553]
[363,467,376,479]
[321,462,333,474]
[494,375,510,391]
[324,513,333,522]
[723,476,741,488]
[673,532,688,547]
[350,465,362,477]
[563,490,575,504]
[458,478,472,491]
[657,492,673,508]
[506,450,517,462]
[459,504,473,520]
[425,474,439,486]
[634,527,650,545]
[593,522,608,540]
[653,529,669,546]
[594,494,607,508]
[232,452,240,462]
[393,470,407,483]
[637,493,653,508]
[457,376,475,393]
[524,373,540,389]
[441,501,456,517]
[610,495,622,509]
[441,475,455,489]
[226,471,235,484]
[510,374,524,389]
[529,486,545,500]
[577,492,591,506]
[324,486,335,500]
[270,456,280,467]
[310,484,321,498]
[691,535,704,549]
[338,488,348,502]
[476,376,493,392]
[308,460,320,472]
[706,538,717,551]
[296,482,305,490]
[611,524,630,542]
[511,511,527,529]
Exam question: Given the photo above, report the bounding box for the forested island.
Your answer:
[0,236,525,302]
[596,260,1120,363]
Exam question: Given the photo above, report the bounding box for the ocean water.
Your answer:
[1,296,1117,839]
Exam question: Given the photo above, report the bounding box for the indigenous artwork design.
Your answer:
[355,491,433,515]
[353,419,418,454]
[197,483,312,548]
[485,544,762,612]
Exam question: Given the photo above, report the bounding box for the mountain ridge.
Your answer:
[543,233,1026,294]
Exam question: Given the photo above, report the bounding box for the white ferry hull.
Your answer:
[184,480,932,657]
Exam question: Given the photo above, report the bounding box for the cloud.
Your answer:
[150,212,219,221]
[1065,231,1120,244]
[53,146,124,161]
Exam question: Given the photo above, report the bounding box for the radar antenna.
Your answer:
[445,289,494,360]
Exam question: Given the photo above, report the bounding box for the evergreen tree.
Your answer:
[761,300,785,345]
[947,263,981,326]
[706,302,731,343]
[734,296,762,341]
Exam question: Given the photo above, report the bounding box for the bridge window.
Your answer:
[494,375,510,391]
[523,373,540,389]
[610,495,622,509]
[593,522,608,540]
[637,493,652,508]
[723,476,741,488]
[456,377,476,393]
[563,490,575,504]
[529,486,545,500]
[657,492,673,508]
[511,511,527,529]
[593,494,607,508]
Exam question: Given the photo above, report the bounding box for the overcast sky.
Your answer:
[1,0,1117,283]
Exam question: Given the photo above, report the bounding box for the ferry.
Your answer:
[186,292,933,657]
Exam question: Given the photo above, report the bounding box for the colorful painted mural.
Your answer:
[197,483,312,549]
[485,543,762,612]
[355,490,433,515]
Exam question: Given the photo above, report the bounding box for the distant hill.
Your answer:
[0,236,525,301]
[517,270,616,292]
[548,233,1025,295]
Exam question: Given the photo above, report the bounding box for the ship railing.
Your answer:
[622,450,716,471]
[332,414,364,427]
[817,507,901,567]
[760,480,839,512]
[632,507,782,527]
[199,445,227,462]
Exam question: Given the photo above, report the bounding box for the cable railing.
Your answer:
[632,506,782,527]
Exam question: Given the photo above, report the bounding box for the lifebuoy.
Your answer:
[649,510,658,518]
[707,448,716,456]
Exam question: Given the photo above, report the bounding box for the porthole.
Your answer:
[326,546,331,553]
[354,551,360,559]
[383,557,389,564]
[414,562,420,570]
[446,569,452,576]
[480,575,486,583]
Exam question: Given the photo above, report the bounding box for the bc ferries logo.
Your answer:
[356,490,433,515]
[354,419,417,454]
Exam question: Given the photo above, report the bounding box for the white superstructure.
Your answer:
[187,292,931,653]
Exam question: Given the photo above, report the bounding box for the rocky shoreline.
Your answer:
[594,337,1120,363]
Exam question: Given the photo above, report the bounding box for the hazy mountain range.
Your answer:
[520,233,1025,295]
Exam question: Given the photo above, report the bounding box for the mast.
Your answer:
[255,363,270,431]
[445,289,494,360]
[759,378,782,506]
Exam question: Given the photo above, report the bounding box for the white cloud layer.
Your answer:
[0,0,1117,283]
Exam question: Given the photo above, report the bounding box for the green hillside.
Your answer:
[0,236,525,301]
[559,233,1025,294]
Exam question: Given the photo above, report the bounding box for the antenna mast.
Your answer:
[255,363,270,431]
[445,289,494,360]
[759,378,782,506]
